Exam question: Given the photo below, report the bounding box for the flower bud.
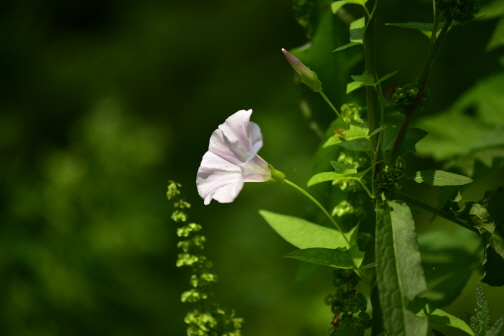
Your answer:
[281,48,322,92]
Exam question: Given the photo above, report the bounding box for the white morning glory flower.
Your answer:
[196,109,271,205]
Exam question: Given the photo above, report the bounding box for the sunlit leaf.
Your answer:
[283,244,364,268]
[412,170,473,186]
[409,297,474,335]
[259,210,355,249]
[331,0,368,14]
[307,166,372,187]
[376,201,428,336]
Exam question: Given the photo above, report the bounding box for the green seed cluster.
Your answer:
[391,82,430,115]
[375,157,406,194]
[325,269,371,334]
[436,0,480,23]
[341,103,364,124]
[168,181,243,336]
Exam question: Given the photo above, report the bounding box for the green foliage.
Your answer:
[442,192,504,286]
[385,21,455,39]
[307,166,372,187]
[284,245,364,269]
[409,297,474,335]
[418,229,481,308]
[416,71,504,177]
[346,70,399,94]
[470,283,504,336]
[259,210,356,249]
[382,126,428,157]
[332,15,366,52]
[412,170,473,186]
[170,182,242,336]
[376,201,428,336]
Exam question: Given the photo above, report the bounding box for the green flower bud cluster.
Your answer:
[375,157,406,194]
[325,269,371,334]
[168,181,243,336]
[391,82,430,115]
[185,305,243,336]
[341,103,364,125]
[436,0,480,23]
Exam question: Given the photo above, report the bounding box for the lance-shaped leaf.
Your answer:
[470,282,504,336]
[259,210,357,249]
[376,201,428,336]
[386,21,456,39]
[409,297,474,335]
[412,170,473,186]
[347,70,399,94]
[284,244,364,269]
[334,17,365,51]
[307,166,372,187]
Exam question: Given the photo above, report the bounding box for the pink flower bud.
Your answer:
[281,48,322,92]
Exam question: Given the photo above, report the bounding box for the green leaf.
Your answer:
[283,244,364,268]
[323,122,371,150]
[346,70,399,93]
[482,234,504,286]
[376,201,428,336]
[412,170,473,186]
[472,283,492,335]
[479,0,504,20]
[432,330,446,336]
[331,0,368,14]
[307,166,372,187]
[334,41,362,51]
[409,297,474,335]
[369,125,387,137]
[487,18,504,52]
[330,161,357,174]
[334,17,365,51]
[385,21,453,39]
[490,315,504,336]
[418,229,481,308]
[416,71,504,177]
[383,126,428,155]
[259,210,355,249]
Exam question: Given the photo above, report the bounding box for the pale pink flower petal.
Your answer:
[197,110,271,204]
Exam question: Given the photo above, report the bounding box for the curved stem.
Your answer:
[283,179,351,248]
[390,17,453,164]
[319,91,349,129]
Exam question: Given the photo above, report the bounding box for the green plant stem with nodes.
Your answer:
[283,179,351,248]
[390,12,453,164]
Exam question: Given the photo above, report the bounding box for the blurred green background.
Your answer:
[0,0,503,335]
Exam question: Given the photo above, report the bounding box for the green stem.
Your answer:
[390,17,453,164]
[284,179,351,248]
[319,91,349,129]
[358,180,375,199]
